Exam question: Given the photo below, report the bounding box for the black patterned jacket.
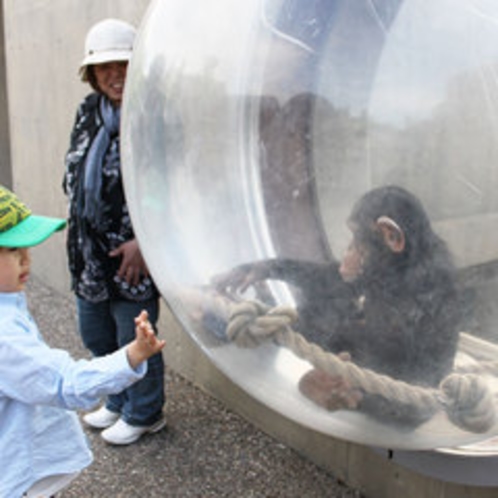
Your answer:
[63,93,158,303]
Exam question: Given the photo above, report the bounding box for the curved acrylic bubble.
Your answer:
[122,0,498,450]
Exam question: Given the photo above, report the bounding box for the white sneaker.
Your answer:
[83,406,120,429]
[101,416,167,445]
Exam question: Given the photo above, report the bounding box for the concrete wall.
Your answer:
[3,0,151,291]
[0,0,11,187]
[2,2,498,497]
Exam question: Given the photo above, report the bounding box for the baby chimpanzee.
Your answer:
[214,186,462,395]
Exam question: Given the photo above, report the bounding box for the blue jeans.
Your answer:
[76,297,165,426]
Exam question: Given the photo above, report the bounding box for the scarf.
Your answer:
[79,96,121,227]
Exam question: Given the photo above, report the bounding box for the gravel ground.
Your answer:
[27,276,363,498]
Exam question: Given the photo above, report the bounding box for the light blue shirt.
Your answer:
[0,292,147,498]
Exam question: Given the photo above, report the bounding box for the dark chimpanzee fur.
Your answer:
[214,185,462,389]
[329,185,461,387]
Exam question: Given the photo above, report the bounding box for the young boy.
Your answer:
[0,185,166,498]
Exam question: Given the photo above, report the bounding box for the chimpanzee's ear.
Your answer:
[375,216,405,253]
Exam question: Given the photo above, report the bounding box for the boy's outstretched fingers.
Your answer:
[127,313,166,369]
[135,309,150,329]
[135,310,166,352]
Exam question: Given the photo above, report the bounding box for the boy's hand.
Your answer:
[126,310,166,369]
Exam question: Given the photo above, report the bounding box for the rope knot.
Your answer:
[440,373,496,433]
[226,301,298,348]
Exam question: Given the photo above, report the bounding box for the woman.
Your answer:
[63,18,166,445]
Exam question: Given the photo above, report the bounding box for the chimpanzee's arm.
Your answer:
[263,258,341,290]
[212,258,345,299]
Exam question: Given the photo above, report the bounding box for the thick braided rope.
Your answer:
[226,300,496,434]
[455,361,498,376]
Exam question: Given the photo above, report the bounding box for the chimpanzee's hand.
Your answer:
[211,262,270,297]
[298,366,363,411]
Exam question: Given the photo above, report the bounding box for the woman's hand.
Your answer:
[109,239,149,286]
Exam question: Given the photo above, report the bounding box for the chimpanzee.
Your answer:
[213,186,462,411]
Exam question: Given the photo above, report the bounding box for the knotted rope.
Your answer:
[226,300,496,434]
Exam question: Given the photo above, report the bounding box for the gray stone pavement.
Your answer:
[27,276,363,498]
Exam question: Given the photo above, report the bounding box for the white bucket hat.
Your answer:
[79,18,136,82]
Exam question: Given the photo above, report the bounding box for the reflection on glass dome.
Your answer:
[122,0,498,450]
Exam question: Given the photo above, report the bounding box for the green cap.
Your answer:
[0,185,66,248]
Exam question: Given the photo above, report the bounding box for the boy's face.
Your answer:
[0,247,30,292]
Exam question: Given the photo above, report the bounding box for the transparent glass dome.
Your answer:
[122,0,498,450]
